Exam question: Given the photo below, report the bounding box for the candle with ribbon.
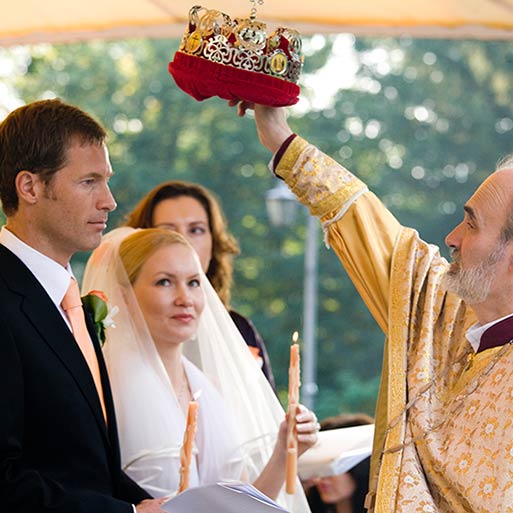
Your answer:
[286,331,300,494]
[178,398,199,493]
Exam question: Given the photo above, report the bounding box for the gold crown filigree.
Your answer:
[178,5,304,84]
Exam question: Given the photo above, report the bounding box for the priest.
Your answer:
[238,101,513,512]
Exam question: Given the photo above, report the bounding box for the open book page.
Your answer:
[298,424,374,480]
[163,482,291,513]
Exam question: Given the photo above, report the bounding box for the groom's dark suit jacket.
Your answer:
[0,245,151,512]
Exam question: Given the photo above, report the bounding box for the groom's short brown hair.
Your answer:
[0,98,106,216]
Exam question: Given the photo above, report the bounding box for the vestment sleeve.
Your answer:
[275,136,402,332]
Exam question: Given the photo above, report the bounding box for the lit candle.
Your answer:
[286,332,300,494]
[178,400,199,493]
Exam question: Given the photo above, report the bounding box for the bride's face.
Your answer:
[132,243,205,347]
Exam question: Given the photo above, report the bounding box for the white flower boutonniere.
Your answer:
[82,290,118,346]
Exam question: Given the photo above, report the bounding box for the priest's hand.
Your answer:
[229,100,293,154]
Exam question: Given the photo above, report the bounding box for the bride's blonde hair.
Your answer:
[119,228,193,284]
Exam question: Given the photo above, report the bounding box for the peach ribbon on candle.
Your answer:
[178,400,199,493]
[286,343,300,494]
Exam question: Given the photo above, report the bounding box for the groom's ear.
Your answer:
[15,170,44,206]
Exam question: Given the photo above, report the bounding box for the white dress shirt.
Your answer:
[0,226,73,328]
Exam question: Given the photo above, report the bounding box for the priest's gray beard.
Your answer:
[441,242,506,304]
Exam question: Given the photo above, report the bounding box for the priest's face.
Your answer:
[443,169,513,306]
[442,241,506,304]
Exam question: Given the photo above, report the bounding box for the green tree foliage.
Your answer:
[2,35,512,421]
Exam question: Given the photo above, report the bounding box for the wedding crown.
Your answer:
[168,4,304,106]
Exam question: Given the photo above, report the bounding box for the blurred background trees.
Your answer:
[1,35,512,419]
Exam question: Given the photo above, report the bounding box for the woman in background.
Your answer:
[305,413,373,513]
[124,181,275,388]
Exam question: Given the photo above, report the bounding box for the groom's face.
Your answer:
[33,139,116,265]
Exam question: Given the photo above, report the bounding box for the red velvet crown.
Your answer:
[168,5,303,107]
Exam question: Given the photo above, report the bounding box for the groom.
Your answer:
[0,99,165,512]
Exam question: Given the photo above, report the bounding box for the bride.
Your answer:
[82,227,317,511]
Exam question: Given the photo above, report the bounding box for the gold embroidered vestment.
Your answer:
[277,137,513,513]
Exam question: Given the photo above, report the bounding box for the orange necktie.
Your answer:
[62,277,107,421]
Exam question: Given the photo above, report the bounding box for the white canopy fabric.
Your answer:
[2,0,513,46]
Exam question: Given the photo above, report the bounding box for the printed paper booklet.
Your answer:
[163,482,291,513]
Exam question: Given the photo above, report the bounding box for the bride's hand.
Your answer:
[295,404,320,456]
[277,404,319,457]
[253,405,320,498]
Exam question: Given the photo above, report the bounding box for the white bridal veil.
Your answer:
[82,227,310,512]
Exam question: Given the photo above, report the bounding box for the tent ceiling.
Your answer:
[2,0,513,46]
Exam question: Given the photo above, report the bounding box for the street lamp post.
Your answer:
[265,181,319,411]
[301,215,319,410]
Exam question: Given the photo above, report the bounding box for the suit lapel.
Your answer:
[84,308,121,456]
[0,246,110,444]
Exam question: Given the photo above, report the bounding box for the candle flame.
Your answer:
[292,331,299,343]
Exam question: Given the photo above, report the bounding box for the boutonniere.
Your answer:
[82,290,118,346]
